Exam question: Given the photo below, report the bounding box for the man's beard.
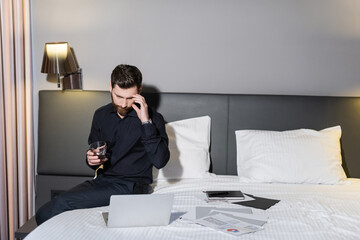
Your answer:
[111,96,132,116]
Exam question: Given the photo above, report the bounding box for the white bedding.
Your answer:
[25,175,360,240]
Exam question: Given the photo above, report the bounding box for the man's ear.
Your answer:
[138,85,143,94]
[109,82,113,92]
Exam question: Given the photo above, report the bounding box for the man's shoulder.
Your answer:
[149,107,165,123]
[94,103,113,115]
[148,107,161,117]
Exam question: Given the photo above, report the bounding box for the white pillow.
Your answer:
[235,126,347,184]
[153,116,211,180]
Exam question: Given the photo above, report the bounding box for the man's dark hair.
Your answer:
[111,64,142,90]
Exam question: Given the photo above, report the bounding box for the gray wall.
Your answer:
[32,0,360,96]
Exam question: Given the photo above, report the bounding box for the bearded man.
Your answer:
[35,64,170,225]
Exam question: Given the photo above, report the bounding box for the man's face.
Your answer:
[110,85,139,117]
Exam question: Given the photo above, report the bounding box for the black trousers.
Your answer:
[35,174,149,225]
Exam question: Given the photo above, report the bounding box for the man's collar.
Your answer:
[127,109,138,117]
[109,105,137,118]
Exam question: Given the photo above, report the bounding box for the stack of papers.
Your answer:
[201,191,255,204]
[181,206,268,236]
[199,191,280,210]
[205,191,245,200]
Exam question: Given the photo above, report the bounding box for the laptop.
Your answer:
[103,194,174,228]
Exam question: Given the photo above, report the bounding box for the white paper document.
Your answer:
[181,206,252,221]
[181,206,267,236]
[208,210,268,226]
[194,212,264,236]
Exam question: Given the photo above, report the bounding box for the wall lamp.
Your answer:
[41,42,82,90]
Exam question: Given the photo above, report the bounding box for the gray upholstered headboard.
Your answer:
[36,90,360,210]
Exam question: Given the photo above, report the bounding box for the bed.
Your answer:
[27,176,360,239]
[24,91,360,239]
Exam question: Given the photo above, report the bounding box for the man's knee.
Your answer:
[35,194,74,225]
[35,206,50,225]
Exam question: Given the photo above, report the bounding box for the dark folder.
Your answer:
[233,194,280,210]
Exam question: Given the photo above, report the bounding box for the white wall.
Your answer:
[32,0,360,96]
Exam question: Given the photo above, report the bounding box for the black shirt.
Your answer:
[87,103,170,184]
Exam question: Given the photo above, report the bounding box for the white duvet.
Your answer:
[25,175,360,240]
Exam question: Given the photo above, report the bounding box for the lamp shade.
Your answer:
[41,42,78,74]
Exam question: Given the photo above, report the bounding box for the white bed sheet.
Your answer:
[25,175,360,240]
